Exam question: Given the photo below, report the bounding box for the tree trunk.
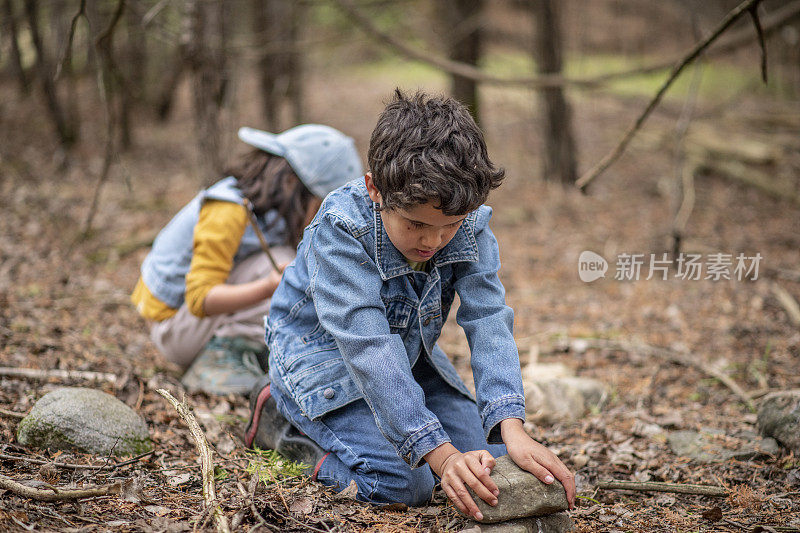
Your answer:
[187,0,227,177]
[155,1,190,122]
[442,0,482,122]
[287,1,304,126]
[24,0,77,148]
[252,0,303,130]
[52,0,81,144]
[532,0,577,184]
[3,0,30,95]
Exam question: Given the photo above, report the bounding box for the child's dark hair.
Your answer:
[367,89,505,215]
[228,151,314,248]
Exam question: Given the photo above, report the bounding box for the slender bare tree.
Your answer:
[186,0,229,176]
[532,0,578,184]
[252,0,304,130]
[3,0,30,95]
[24,0,77,148]
[441,0,483,122]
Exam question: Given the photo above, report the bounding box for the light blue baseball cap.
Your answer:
[238,124,363,198]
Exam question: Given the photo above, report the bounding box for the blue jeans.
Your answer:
[270,354,506,506]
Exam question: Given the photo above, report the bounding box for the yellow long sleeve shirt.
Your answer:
[131,200,248,320]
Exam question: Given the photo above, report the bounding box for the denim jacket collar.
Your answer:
[373,202,479,281]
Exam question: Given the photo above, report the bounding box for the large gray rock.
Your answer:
[17,388,152,456]
[667,428,779,463]
[463,455,569,523]
[758,390,800,455]
[460,512,574,532]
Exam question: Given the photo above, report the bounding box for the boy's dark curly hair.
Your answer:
[367,89,504,215]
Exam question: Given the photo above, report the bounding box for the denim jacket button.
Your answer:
[323,387,335,399]
[423,317,431,326]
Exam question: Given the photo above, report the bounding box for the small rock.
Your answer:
[632,420,664,439]
[464,455,568,523]
[667,429,779,463]
[523,364,608,424]
[17,388,151,456]
[461,512,574,532]
[571,454,589,469]
[757,390,800,455]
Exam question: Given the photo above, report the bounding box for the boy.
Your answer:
[246,90,575,519]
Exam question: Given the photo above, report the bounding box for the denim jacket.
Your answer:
[141,177,287,309]
[266,180,525,468]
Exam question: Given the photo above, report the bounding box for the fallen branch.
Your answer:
[542,337,757,412]
[330,0,583,89]
[0,367,118,385]
[157,389,230,533]
[690,157,800,207]
[330,0,800,91]
[576,0,766,190]
[598,480,727,497]
[0,450,154,471]
[0,473,122,501]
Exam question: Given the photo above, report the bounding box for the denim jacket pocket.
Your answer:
[381,295,416,333]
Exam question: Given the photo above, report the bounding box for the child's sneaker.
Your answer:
[245,377,329,476]
[180,336,266,395]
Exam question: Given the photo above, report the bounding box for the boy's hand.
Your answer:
[501,418,576,509]
[425,444,499,521]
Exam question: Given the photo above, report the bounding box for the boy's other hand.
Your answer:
[500,418,576,509]
[425,444,499,521]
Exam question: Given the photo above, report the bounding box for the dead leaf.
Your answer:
[334,479,359,500]
[380,502,408,512]
[167,473,192,486]
[144,505,171,516]
[422,505,442,516]
[289,497,313,515]
[654,494,676,507]
[701,506,723,522]
[120,475,147,503]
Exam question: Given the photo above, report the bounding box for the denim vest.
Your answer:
[267,180,525,467]
[141,177,287,309]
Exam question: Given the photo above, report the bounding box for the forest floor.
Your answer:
[1,52,799,532]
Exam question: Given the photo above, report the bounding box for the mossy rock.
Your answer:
[17,387,152,456]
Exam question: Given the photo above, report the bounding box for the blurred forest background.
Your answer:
[1,0,800,531]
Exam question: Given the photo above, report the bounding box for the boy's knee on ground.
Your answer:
[371,465,436,507]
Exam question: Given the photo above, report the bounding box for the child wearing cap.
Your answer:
[246,91,575,517]
[131,125,362,395]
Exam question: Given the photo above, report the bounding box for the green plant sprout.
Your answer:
[246,448,310,485]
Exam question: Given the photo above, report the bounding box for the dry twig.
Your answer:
[576,0,766,190]
[0,407,27,419]
[598,480,727,497]
[770,282,800,326]
[0,473,121,501]
[157,389,231,533]
[0,367,118,385]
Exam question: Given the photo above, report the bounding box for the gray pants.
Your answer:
[149,247,295,370]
